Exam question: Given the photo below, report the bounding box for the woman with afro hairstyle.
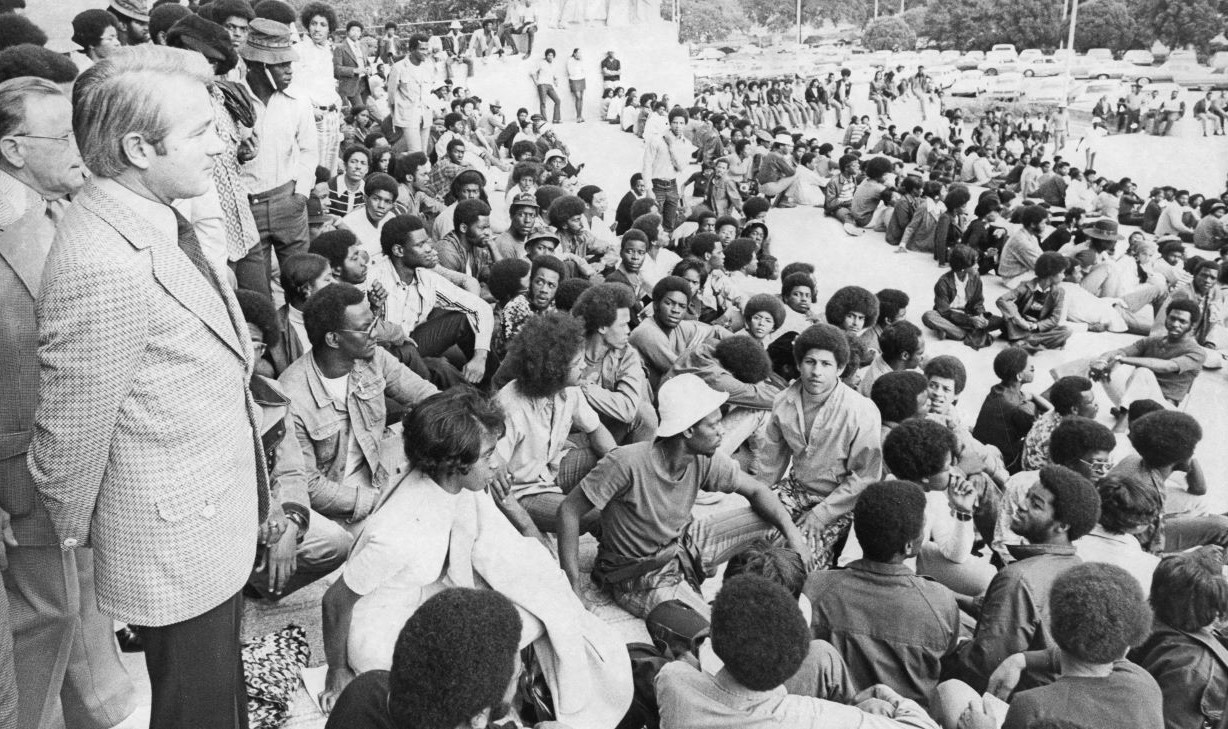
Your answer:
[657,575,936,728]
[570,282,658,444]
[494,311,617,533]
[996,251,1072,353]
[320,389,633,724]
[759,324,884,570]
[294,2,344,170]
[1131,547,1228,729]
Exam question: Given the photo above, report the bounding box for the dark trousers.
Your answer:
[234,182,309,296]
[388,310,497,390]
[569,79,585,120]
[537,84,561,123]
[141,591,247,729]
[651,178,681,233]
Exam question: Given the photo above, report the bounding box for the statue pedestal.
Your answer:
[464,22,693,124]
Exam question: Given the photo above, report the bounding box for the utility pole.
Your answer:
[797,0,802,44]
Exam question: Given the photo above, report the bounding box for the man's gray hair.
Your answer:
[72,45,213,178]
[0,77,63,140]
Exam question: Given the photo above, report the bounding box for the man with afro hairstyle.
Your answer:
[1075,474,1163,593]
[294,2,344,171]
[760,324,884,570]
[971,347,1043,474]
[954,465,1100,692]
[921,244,1001,348]
[0,44,78,85]
[495,253,565,359]
[1110,409,1228,553]
[657,575,940,728]
[806,480,960,707]
[995,415,1116,564]
[859,320,925,399]
[628,275,714,389]
[825,285,880,366]
[870,371,930,436]
[996,251,1072,353]
[666,333,784,466]
[325,587,523,728]
[867,419,994,596]
[996,563,1159,729]
[571,282,658,444]
[851,156,896,228]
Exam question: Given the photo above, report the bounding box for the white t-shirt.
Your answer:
[287,305,311,354]
[319,373,372,494]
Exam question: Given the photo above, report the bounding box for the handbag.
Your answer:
[243,624,311,729]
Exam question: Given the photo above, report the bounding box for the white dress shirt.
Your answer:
[241,83,318,197]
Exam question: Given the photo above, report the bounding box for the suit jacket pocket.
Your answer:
[155,489,210,523]
[0,431,35,518]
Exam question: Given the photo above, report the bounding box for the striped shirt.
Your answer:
[327,176,365,217]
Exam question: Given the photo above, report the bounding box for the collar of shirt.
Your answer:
[712,668,785,700]
[94,177,177,244]
[0,168,40,228]
[847,558,915,576]
[1006,542,1077,561]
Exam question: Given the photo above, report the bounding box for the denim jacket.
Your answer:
[277,348,437,523]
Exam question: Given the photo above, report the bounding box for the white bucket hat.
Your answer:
[657,374,728,437]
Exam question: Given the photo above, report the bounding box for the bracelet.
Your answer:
[950,508,973,522]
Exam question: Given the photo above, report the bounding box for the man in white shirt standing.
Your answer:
[565,47,586,123]
[294,3,344,171]
[239,19,318,296]
[534,48,562,124]
[641,108,692,233]
[386,34,434,154]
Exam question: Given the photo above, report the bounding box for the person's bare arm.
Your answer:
[730,471,811,566]
[320,576,361,712]
[557,487,598,594]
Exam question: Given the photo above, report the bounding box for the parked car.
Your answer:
[918,49,941,65]
[926,64,959,89]
[954,51,985,70]
[983,72,1024,100]
[939,49,961,64]
[1086,48,1113,62]
[979,58,1021,75]
[1019,48,1044,62]
[1210,51,1228,70]
[1021,57,1065,77]
[1050,49,1095,78]
[1086,59,1138,80]
[1124,60,1220,86]
[1168,49,1197,64]
[1122,49,1155,66]
[948,69,986,97]
[1023,75,1085,104]
[990,43,1019,58]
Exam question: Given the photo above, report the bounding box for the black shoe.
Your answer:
[116,625,144,653]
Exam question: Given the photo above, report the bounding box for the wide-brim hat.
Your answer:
[240,18,299,65]
[543,149,566,163]
[657,374,728,438]
[109,0,150,23]
[1083,218,1122,241]
[449,20,463,29]
[772,133,794,146]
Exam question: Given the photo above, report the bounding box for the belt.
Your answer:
[248,180,296,204]
[315,104,339,112]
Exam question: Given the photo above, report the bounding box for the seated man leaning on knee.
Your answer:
[557,374,809,619]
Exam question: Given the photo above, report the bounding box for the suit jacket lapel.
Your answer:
[0,202,53,298]
[79,183,247,361]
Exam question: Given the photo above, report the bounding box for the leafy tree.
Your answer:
[898,6,927,33]
[1065,0,1138,52]
[742,0,795,29]
[982,0,1064,49]
[862,16,917,50]
[922,0,991,50]
[1131,0,1220,50]
[678,0,743,42]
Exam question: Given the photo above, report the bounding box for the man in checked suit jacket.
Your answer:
[334,20,369,111]
[28,47,268,729]
[0,78,138,729]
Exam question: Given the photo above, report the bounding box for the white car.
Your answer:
[1019,48,1044,63]
[1085,59,1137,80]
[948,70,986,97]
[983,72,1024,100]
[939,50,961,64]
[1023,75,1085,104]
[990,43,1019,58]
[1086,48,1113,62]
[926,64,960,89]
[1020,57,1065,77]
[1123,49,1155,66]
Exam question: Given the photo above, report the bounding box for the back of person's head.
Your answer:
[280,252,331,307]
[922,355,966,394]
[723,541,806,599]
[870,370,928,424]
[992,346,1029,381]
[535,272,580,310]
[723,238,758,272]
[946,244,978,272]
[689,232,720,259]
[571,282,635,335]
[854,480,927,562]
[1128,410,1202,469]
[0,44,79,84]
[631,212,663,243]
[879,321,922,363]
[883,418,957,481]
[710,576,810,691]
[875,288,909,324]
[864,156,893,181]
[0,12,46,51]
[401,388,506,482]
[743,196,771,219]
[1050,375,1093,415]
[234,288,279,343]
[1126,399,1164,425]
[1035,251,1068,278]
[1151,547,1228,632]
[792,323,850,371]
[944,185,971,213]
[301,282,365,350]
[488,257,532,305]
[714,335,771,384]
[506,311,584,399]
[1096,474,1162,536]
[1047,416,1115,468]
[1049,562,1152,664]
[309,228,358,270]
[1037,465,1101,541]
[388,587,522,729]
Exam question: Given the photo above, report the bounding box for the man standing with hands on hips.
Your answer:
[387,34,434,154]
[29,46,271,729]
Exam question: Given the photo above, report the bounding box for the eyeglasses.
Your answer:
[338,320,380,338]
[1080,458,1113,477]
[8,133,76,146]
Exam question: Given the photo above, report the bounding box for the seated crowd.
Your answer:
[3,2,1228,729]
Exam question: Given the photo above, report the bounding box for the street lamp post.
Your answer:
[1061,0,1079,102]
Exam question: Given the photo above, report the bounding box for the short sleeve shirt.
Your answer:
[581,442,740,559]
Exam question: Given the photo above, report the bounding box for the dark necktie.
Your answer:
[173,209,223,298]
